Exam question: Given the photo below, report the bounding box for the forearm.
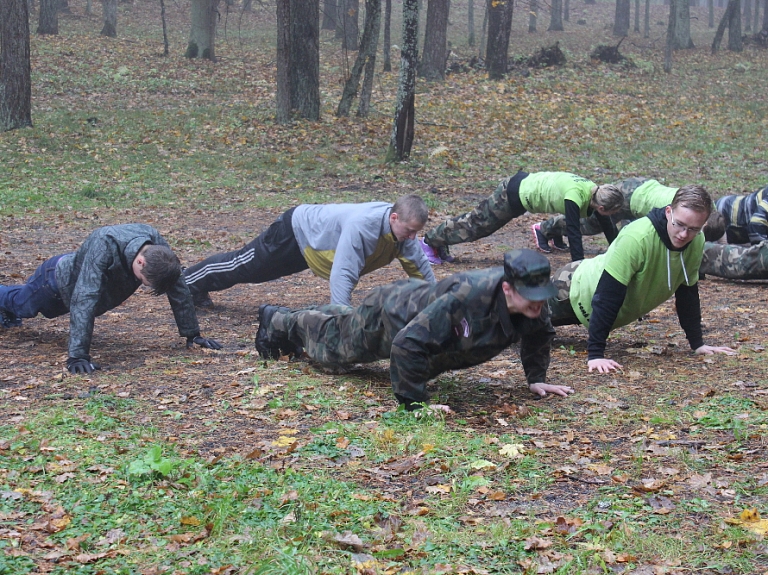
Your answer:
[565,200,585,261]
[587,272,627,360]
[675,283,704,350]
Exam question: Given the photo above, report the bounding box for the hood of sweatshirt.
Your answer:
[646,206,692,290]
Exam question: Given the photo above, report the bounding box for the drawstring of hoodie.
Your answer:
[666,249,690,291]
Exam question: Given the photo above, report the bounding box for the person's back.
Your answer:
[716,187,768,244]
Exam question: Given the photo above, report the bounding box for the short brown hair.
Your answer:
[392,194,428,225]
[703,211,726,242]
[142,244,181,296]
[671,185,713,217]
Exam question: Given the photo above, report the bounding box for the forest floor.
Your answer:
[2,0,768,572]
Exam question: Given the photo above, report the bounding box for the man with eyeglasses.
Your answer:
[547,185,736,373]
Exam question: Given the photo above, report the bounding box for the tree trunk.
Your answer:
[644,0,650,36]
[468,0,475,45]
[186,0,219,60]
[85,0,92,14]
[243,0,252,11]
[101,0,117,37]
[358,40,376,115]
[37,0,58,35]
[753,0,760,29]
[664,0,675,71]
[529,0,537,32]
[672,0,694,48]
[276,0,291,123]
[634,0,640,31]
[485,0,513,78]
[712,0,738,52]
[382,0,392,70]
[549,0,563,30]
[337,0,380,116]
[728,0,743,49]
[338,0,359,49]
[386,0,418,162]
[1,0,32,131]
[58,0,69,12]
[614,0,630,35]
[419,0,450,81]
[290,0,320,119]
[322,0,336,29]
[479,0,488,58]
[744,0,752,31]
[564,0,569,20]
[708,0,714,26]
[763,0,768,30]
[160,0,169,55]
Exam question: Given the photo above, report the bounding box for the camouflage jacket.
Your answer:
[381,268,555,406]
[55,224,200,360]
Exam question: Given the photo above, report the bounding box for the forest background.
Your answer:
[1,0,768,573]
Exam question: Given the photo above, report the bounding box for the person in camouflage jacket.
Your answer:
[0,224,221,373]
[255,250,574,410]
[701,240,768,280]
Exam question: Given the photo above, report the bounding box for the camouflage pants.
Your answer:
[547,260,583,326]
[267,301,393,366]
[538,177,646,240]
[700,241,768,280]
[424,176,526,247]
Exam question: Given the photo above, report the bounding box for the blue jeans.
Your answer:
[0,255,70,319]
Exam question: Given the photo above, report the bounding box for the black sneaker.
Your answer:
[436,245,456,263]
[0,310,22,329]
[551,235,568,251]
[192,291,214,308]
[531,224,552,253]
[255,305,297,359]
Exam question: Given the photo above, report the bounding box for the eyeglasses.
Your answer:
[668,211,702,235]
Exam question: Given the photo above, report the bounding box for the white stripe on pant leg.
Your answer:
[184,249,257,285]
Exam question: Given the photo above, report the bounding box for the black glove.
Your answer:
[67,357,100,374]
[187,335,223,350]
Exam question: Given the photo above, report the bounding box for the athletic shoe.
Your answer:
[551,235,569,251]
[255,304,297,359]
[420,238,443,265]
[0,310,22,329]
[531,224,552,253]
[192,291,214,308]
[436,245,456,263]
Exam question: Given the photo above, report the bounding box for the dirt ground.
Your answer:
[2,205,767,516]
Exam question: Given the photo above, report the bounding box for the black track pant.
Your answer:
[183,207,309,295]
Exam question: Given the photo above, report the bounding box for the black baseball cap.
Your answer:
[503,249,557,301]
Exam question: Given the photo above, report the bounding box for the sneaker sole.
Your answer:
[531,225,552,253]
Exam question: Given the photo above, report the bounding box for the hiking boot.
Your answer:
[419,238,443,265]
[192,291,214,308]
[551,235,568,251]
[0,310,22,329]
[255,304,297,359]
[436,245,455,263]
[531,224,552,253]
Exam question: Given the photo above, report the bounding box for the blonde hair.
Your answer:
[591,184,624,213]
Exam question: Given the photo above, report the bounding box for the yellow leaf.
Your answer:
[181,516,201,526]
[740,508,761,522]
[499,443,526,458]
[272,436,297,447]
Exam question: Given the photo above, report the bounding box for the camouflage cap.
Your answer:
[503,249,557,301]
